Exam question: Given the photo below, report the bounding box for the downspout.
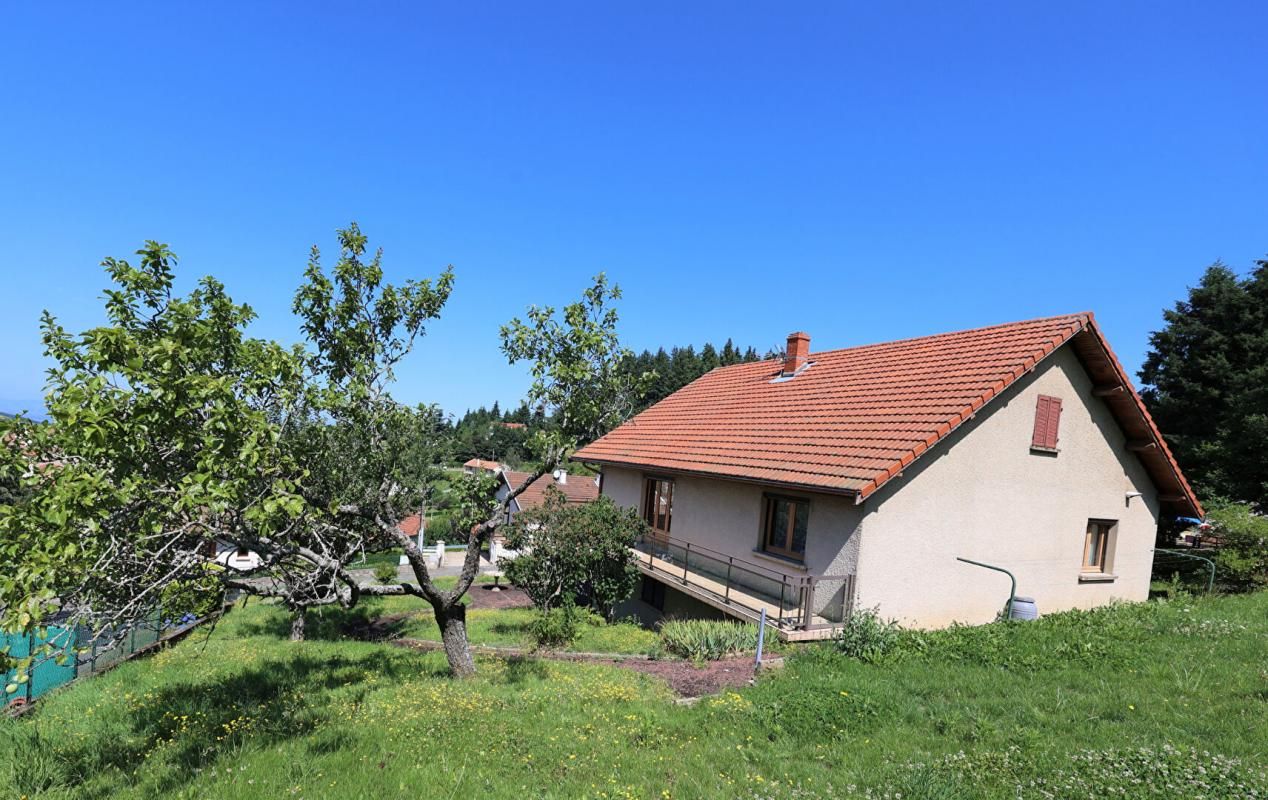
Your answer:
[956,557,1017,619]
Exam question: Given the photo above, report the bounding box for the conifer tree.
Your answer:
[1140,258,1268,507]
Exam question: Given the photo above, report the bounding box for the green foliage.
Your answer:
[862,744,1268,800]
[658,619,758,661]
[3,591,1268,798]
[449,402,542,466]
[502,493,644,618]
[619,338,763,416]
[832,607,902,662]
[1140,257,1268,507]
[526,599,584,648]
[288,223,454,553]
[1206,501,1268,592]
[372,562,399,585]
[500,273,652,461]
[0,242,305,645]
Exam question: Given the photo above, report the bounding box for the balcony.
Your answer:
[632,533,855,641]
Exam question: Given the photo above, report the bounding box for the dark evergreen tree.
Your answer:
[1140,258,1268,507]
[619,339,764,415]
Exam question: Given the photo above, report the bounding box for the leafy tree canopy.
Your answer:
[1139,258,1268,507]
[501,490,645,619]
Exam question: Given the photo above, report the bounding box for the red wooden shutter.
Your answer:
[1032,395,1062,449]
[1032,396,1051,448]
[1046,396,1063,449]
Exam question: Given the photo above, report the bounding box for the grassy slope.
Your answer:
[3,593,1267,799]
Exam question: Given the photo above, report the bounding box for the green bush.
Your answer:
[372,562,399,584]
[527,601,582,649]
[833,607,901,662]
[1206,501,1268,592]
[658,619,758,661]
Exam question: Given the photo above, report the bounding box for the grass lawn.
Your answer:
[4,592,1268,799]
[348,549,405,570]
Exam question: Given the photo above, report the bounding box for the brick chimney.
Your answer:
[783,331,810,376]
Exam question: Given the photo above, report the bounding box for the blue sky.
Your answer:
[2,2,1265,418]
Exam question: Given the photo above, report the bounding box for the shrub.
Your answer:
[658,619,758,661]
[372,562,399,584]
[833,607,901,662]
[1206,501,1268,592]
[528,600,582,649]
[503,493,644,618]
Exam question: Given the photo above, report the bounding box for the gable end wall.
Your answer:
[854,345,1162,627]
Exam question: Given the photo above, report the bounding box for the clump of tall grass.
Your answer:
[659,619,758,660]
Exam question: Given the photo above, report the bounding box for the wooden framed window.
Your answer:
[643,477,674,536]
[1031,394,1063,451]
[1083,520,1115,572]
[761,494,809,561]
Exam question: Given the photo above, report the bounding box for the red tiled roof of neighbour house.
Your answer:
[463,458,503,471]
[502,470,601,509]
[398,514,422,537]
[573,313,1202,518]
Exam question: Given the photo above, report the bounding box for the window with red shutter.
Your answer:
[1031,395,1063,452]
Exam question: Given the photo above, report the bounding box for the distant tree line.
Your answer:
[620,339,764,414]
[448,338,765,464]
[448,401,544,467]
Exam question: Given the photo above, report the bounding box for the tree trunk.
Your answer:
[435,602,476,678]
[290,608,307,641]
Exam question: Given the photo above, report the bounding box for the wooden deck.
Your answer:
[632,543,848,642]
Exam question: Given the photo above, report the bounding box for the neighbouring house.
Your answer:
[463,458,505,475]
[212,541,263,571]
[491,469,601,559]
[573,313,1202,639]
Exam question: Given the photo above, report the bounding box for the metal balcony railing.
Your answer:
[632,532,854,632]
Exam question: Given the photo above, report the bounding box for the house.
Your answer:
[463,458,505,475]
[573,313,1202,639]
[491,469,600,560]
[497,469,601,518]
[212,540,263,571]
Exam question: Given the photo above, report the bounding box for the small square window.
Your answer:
[1082,520,1115,572]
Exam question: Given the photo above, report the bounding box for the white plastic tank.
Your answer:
[1010,596,1038,620]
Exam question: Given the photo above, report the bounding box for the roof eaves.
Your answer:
[568,454,863,498]
[1076,317,1204,518]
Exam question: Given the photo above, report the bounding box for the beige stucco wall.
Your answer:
[601,466,862,618]
[854,345,1161,627]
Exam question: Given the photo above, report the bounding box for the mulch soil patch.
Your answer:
[610,656,758,698]
[468,584,533,610]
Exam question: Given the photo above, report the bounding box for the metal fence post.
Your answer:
[755,608,767,669]
[26,631,35,705]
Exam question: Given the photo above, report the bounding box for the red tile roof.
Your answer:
[398,514,423,537]
[574,313,1201,517]
[463,458,504,472]
[503,470,600,509]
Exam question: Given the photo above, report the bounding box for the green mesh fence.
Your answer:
[3,625,77,704]
[5,608,212,709]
